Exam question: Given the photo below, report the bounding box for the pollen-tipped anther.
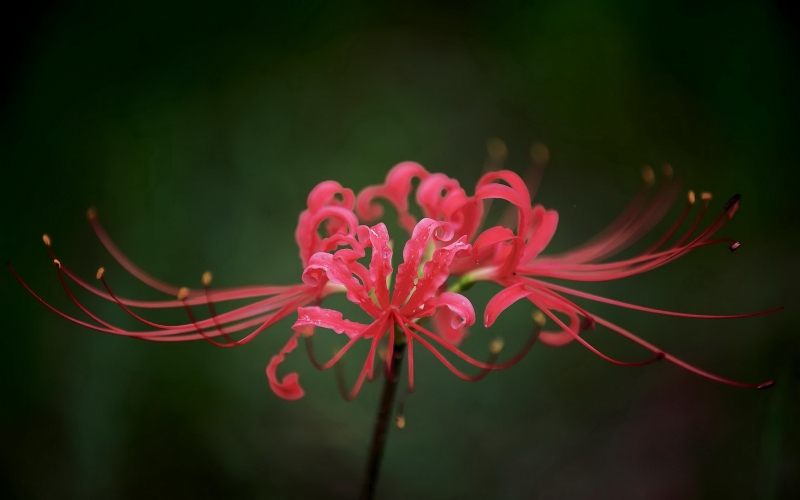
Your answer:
[96,267,105,279]
[532,310,546,326]
[86,206,97,220]
[641,165,655,185]
[724,194,741,210]
[530,141,550,165]
[724,194,741,219]
[729,242,741,252]
[378,346,388,361]
[177,287,190,301]
[756,381,775,390]
[490,338,504,355]
[701,192,712,201]
[486,137,507,161]
[202,271,213,286]
[395,414,406,429]
[688,190,696,204]
[53,259,61,268]
[42,234,51,247]
[662,164,673,178]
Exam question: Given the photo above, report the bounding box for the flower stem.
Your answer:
[360,342,406,500]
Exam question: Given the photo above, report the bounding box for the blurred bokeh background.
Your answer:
[1,1,798,498]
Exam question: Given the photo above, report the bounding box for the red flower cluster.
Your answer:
[12,159,779,401]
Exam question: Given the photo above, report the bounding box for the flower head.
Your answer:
[12,142,779,399]
[268,218,535,400]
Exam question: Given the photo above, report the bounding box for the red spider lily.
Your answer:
[9,181,360,346]
[267,218,536,400]
[355,162,779,390]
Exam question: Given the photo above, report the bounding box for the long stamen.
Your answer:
[526,198,739,282]
[671,192,710,248]
[405,317,539,372]
[530,295,664,367]
[398,321,496,381]
[307,316,389,371]
[201,271,238,345]
[87,207,182,296]
[643,190,695,254]
[9,262,137,335]
[531,279,783,319]
[337,329,386,401]
[53,263,122,332]
[98,268,312,341]
[178,287,233,348]
[578,174,679,263]
[551,166,654,262]
[11,261,306,342]
[591,314,773,389]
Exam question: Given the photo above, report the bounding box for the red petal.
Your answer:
[306,180,355,212]
[295,204,359,265]
[476,171,532,235]
[420,291,475,333]
[303,252,382,317]
[267,332,305,400]
[392,219,454,307]
[432,306,469,346]
[521,205,559,263]
[293,306,369,340]
[402,236,471,313]
[356,162,430,233]
[484,282,530,327]
[365,223,393,308]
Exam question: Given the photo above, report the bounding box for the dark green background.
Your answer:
[2,1,797,498]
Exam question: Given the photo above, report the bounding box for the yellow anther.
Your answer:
[378,346,388,361]
[533,311,546,326]
[96,267,105,280]
[701,192,713,201]
[530,141,550,165]
[395,414,406,429]
[53,259,61,268]
[688,190,696,204]
[42,234,51,247]
[641,165,655,185]
[486,137,507,161]
[202,271,213,286]
[177,287,190,300]
[490,338,504,355]
[86,206,97,220]
[662,163,673,177]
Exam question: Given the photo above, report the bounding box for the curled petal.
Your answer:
[418,291,475,329]
[472,225,524,277]
[484,282,531,327]
[306,180,355,212]
[521,205,559,264]
[303,253,381,317]
[267,332,304,400]
[476,170,532,237]
[402,237,472,313]
[431,306,469,346]
[319,233,365,263]
[485,282,582,346]
[392,219,455,307]
[418,174,485,243]
[296,205,359,265]
[356,162,430,233]
[365,223,393,308]
[293,306,369,340]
